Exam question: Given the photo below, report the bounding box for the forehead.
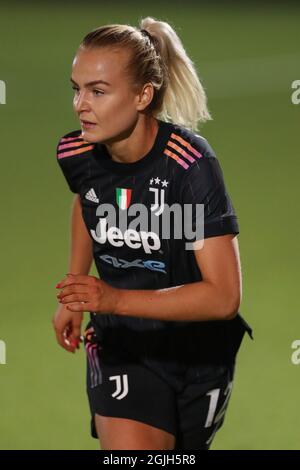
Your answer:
[72,47,131,85]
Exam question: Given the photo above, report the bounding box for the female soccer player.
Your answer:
[53,17,252,450]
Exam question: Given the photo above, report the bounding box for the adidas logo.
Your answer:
[85,188,99,203]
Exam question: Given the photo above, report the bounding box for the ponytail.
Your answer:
[139,17,211,131]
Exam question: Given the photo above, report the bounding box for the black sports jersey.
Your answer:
[56,119,252,363]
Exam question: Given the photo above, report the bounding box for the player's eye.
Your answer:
[71,86,103,97]
[93,89,104,96]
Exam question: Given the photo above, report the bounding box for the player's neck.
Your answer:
[104,115,159,164]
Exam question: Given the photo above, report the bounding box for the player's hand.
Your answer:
[56,273,119,314]
[52,303,83,353]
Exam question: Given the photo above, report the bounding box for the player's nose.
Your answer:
[73,91,91,114]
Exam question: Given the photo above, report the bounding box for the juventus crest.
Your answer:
[109,374,129,400]
[149,177,168,216]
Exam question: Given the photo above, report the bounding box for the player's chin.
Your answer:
[80,128,101,143]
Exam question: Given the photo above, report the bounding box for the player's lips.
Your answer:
[80,120,97,129]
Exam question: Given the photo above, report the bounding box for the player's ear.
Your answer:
[135,82,154,111]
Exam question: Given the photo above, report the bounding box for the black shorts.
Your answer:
[84,326,236,450]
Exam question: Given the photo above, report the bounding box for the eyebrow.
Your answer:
[70,78,111,87]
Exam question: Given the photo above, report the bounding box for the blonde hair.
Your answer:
[79,16,211,131]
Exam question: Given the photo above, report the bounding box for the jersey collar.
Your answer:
[93,119,172,175]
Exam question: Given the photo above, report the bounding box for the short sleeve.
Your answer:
[56,131,91,194]
[56,159,78,193]
[56,137,78,193]
[181,151,239,240]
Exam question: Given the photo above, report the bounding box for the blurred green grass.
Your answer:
[0,1,299,449]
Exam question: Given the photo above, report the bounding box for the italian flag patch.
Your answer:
[116,188,132,210]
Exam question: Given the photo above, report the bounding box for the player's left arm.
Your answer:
[56,233,241,322]
[113,233,242,321]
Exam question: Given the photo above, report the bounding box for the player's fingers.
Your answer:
[65,324,72,338]
[68,334,81,349]
[56,274,97,289]
[57,286,88,299]
[66,302,91,313]
[55,328,76,353]
[53,320,76,352]
[59,293,90,304]
[71,315,82,346]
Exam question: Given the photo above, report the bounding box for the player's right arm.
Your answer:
[53,194,93,353]
[69,194,94,275]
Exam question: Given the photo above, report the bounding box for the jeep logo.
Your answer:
[90,218,161,254]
